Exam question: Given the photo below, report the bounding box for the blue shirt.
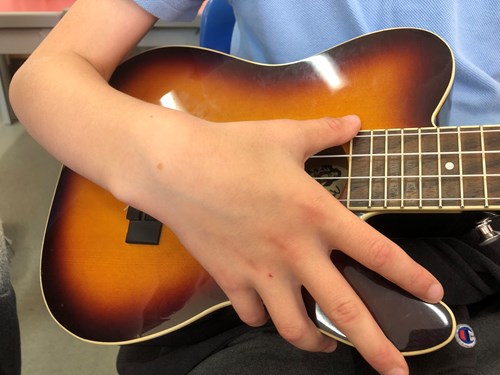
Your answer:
[134,0,500,126]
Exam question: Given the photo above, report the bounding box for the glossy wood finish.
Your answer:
[42,168,227,343]
[42,29,461,346]
[308,252,455,355]
[111,29,452,128]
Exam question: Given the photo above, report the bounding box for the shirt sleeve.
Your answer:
[133,0,203,21]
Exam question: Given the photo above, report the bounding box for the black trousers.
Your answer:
[117,297,500,375]
[0,227,21,375]
[117,213,500,375]
[0,284,21,375]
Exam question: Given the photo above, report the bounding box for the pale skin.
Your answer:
[9,0,444,374]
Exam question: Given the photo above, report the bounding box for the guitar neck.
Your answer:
[307,125,500,211]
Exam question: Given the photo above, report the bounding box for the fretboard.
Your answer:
[306,125,500,211]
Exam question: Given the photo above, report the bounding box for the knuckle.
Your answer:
[328,298,361,326]
[240,312,267,327]
[368,344,399,372]
[311,118,344,144]
[265,232,303,261]
[295,192,329,227]
[322,117,344,132]
[366,238,394,269]
[408,264,430,290]
[219,279,244,295]
[277,323,307,344]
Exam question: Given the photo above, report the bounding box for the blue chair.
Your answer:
[199,0,235,53]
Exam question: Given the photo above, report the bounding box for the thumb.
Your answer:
[300,115,361,157]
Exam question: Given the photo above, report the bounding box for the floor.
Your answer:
[0,123,119,374]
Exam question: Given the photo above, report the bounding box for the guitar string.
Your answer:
[353,127,500,138]
[310,125,500,158]
[310,150,500,159]
[336,197,500,204]
[309,127,500,204]
[341,197,497,202]
[312,173,500,180]
[437,127,443,207]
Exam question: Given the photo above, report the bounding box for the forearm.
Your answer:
[10,49,200,205]
[8,0,192,205]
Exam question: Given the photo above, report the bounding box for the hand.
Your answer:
[131,114,443,375]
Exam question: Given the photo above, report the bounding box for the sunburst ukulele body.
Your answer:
[42,29,500,350]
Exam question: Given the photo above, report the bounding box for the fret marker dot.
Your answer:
[445,162,455,171]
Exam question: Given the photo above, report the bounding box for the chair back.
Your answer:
[199,0,235,53]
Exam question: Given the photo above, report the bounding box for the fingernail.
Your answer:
[427,283,444,302]
[322,340,337,353]
[341,114,360,123]
[387,367,407,375]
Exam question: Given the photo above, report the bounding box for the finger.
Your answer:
[258,279,337,353]
[225,287,269,327]
[322,201,443,303]
[297,253,409,375]
[296,115,361,158]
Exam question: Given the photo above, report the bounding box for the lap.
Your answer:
[117,297,500,375]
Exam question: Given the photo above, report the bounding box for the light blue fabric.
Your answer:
[133,0,202,21]
[227,0,500,127]
[133,0,500,126]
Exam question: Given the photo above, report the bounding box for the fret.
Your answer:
[461,127,485,207]
[368,130,374,208]
[400,129,404,208]
[438,127,461,207]
[384,130,389,208]
[401,129,420,207]
[347,139,354,206]
[418,128,423,208]
[484,127,500,206]
[348,134,372,208]
[437,127,443,208]
[458,127,465,208]
[369,130,390,208]
[334,125,500,211]
[386,129,403,207]
[480,127,489,207]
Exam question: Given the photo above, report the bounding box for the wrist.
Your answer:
[107,107,207,212]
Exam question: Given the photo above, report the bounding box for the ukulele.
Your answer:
[42,28,499,354]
